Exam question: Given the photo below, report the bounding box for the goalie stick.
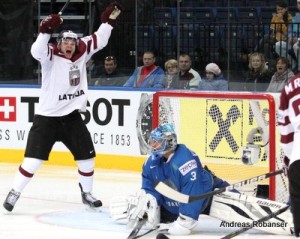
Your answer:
[132,227,157,239]
[220,204,290,239]
[152,205,290,239]
[155,168,284,203]
[127,214,148,239]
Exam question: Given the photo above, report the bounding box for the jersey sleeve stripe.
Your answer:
[281,133,294,144]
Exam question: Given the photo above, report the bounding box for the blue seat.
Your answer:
[246,0,269,7]
[237,7,260,25]
[259,7,275,24]
[215,7,238,24]
[179,8,194,23]
[219,25,244,61]
[153,26,176,58]
[204,0,225,7]
[193,7,216,25]
[153,7,176,25]
[177,24,198,57]
[196,25,222,61]
[180,0,200,7]
[242,24,263,53]
[289,6,298,14]
[259,7,276,34]
[223,0,247,7]
[137,25,155,54]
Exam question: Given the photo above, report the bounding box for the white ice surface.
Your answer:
[0,163,292,239]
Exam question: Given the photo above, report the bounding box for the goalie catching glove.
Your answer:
[110,190,160,229]
[40,14,63,34]
[127,190,160,229]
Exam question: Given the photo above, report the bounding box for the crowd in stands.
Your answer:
[85,0,299,92]
[89,49,294,92]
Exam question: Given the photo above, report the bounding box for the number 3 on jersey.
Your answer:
[190,171,197,181]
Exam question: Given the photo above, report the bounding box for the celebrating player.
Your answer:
[110,123,294,236]
[3,2,122,212]
[278,73,300,237]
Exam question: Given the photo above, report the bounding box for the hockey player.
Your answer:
[110,123,294,236]
[111,123,232,235]
[278,72,300,237]
[2,2,122,212]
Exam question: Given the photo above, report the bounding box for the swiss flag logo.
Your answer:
[0,97,16,121]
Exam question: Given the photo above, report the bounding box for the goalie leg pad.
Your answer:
[209,191,293,235]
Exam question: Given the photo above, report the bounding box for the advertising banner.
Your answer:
[0,87,154,155]
[0,87,156,170]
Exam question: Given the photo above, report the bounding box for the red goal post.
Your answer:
[152,90,287,202]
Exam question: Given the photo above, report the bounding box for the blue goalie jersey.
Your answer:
[141,144,215,220]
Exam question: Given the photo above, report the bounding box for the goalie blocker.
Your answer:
[110,190,294,236]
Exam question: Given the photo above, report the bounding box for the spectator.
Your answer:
[163,59,185,89]
[87,58,95,84]
[266,56,294,92]
[178,53,201,90]
[92,56,127,86]
[243,52,273,91]
[257,0,292,66]
[198,63,228,91]
[123,51,164,88]
[273,1,293,59]
[291,0,300,73]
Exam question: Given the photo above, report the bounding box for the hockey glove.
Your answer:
[101,1,123,26]
[40,14,63,34]
[127,190,160,229]
[157,213,197,235]
[109,192,141,224]
[283,156,290,176]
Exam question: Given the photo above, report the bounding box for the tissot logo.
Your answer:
[0,97,16,121]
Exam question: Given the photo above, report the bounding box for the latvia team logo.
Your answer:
[0,97,16,121]
[69,67,80,86]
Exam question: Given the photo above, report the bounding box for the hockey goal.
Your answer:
[152,90,288,203]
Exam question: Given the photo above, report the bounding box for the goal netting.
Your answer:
[152,90,288,203]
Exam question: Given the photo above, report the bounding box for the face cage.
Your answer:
[150,136,177,155]
[151,139,167,154]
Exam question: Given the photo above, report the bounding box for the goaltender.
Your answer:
[110,123,294,236]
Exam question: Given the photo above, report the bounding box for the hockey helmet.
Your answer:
[57,30,78,45]
[150,123,177,155]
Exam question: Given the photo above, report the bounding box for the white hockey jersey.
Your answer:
[31,23,113,116]
[278,73,300,165]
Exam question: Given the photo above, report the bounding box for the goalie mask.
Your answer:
[57,30,78,45]
[150,123,177,155]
